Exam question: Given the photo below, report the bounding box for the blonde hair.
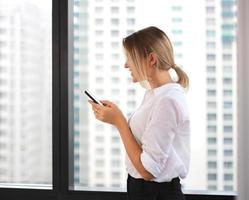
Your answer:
[122,26,189,88]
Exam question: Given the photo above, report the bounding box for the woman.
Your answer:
[89,26,190,200]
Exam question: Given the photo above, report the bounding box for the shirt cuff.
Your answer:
[140,151,168,178]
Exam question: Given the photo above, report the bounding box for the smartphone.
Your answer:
[84,90,103,106]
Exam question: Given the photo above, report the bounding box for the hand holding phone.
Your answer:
[84,90,103,106]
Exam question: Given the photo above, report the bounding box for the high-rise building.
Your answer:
[0,1,52,184]
[205,0,237,191]
[74,0,143,189]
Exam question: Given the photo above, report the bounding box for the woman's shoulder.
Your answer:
[157,84,186,104]
[155,86,189,120]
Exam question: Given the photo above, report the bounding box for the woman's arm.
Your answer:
[115,117,154,181]
[88,100,154,180]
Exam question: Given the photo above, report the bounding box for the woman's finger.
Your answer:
[100,100,113,107]
[89,100,103,111]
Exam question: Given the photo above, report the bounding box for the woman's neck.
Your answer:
[149,70,173,89]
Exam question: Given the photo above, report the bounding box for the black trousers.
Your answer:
[127,174,185,200]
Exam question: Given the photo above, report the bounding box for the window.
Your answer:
[224,114,233,120]
[206,18,216,25]
[172,17,182,23]
[207,89,216,96]
[207,125,217,132]
[172,6,182,11]
[207,30,216,37]
[224,161,233,168]
[95,6,103,13]
[127,6,135,13]
[224,138,233,144]
[224,149,233,156]
[223,54,232,61]
[207,113,216,120]
[224,126,233,133]
[95,18,104,25]
[206,6,215,14]
[224,89,233,96]
[224,101,232,109]
[224,174,233,181]
[208,173,217,181]
[208,161,217,169]
[110,6,119,13]
[0,0,52,187]
[127,18,135,25]
[223,78,232,84]
[207,42,216,48]
[111,30,119,36]
[207,54,216,60]
[208,149,217,156]
[69,0,238,197]
[207,65,216,72]
[111,42,119,48]
[173,41,183,47]
[95,41,104,48]
[207,78,216,84]
[95,30,103,36]
[172,29,183,35]
[207,101,217,108]
[208,137,217,144]
[111,18,119,26]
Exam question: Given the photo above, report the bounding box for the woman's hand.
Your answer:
[88,100,126,127]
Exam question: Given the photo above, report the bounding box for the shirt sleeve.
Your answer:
[140,96,181,178]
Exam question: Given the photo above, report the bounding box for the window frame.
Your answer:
[0,0,239,199]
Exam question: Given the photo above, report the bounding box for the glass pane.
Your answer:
[71,0,237,193]
[0,0,52,188]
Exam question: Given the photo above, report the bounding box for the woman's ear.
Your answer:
[148,52,157,68]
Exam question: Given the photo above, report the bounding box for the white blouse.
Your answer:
[126,83,190,182]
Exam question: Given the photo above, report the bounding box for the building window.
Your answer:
[207,126,217,132]
[207,113,216,120]
[127,6,135,13]
[224,149,233,156]
[208,137,217,144]
[207,101,216,108]
[208,149,217,156]
[208,161,217,169]
[95,6,104,13]
[111,30,119,36]
[110,7,119,13]
[224,138,233,144]
[224,174,233,181]
[95,18,104,25]
[111,18,119,26]
[224,101,232,109]
[224,90,233,96]
[224,114,233,120]
[224,126,233,133]
[224,185,233,191]
[224,161,233,168]
[206,6,215,14]
[208,173,217,181]
[207,78,216,84]
[127,18,135,25]
[207,54,216,60]
[207,90,216,96]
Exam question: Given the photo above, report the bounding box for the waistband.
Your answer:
[128,174,180,185]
